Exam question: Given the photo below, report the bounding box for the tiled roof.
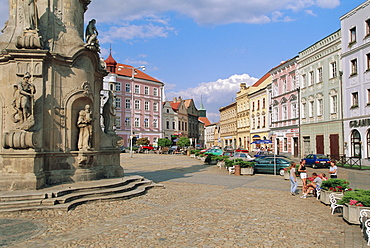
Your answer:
[115,63,162,83]
[170,102,180,111]
[199,117,211,126]
[251,72,271,87]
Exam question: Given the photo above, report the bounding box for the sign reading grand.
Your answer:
[349,119,370,128]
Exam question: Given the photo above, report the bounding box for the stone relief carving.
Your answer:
[23,0,38,31]
[84,19,100,52]
[12,72,36,130]
[16,0,41,49]
[77,104,93,150]
[102,91,116,134]
[80,0,92,12]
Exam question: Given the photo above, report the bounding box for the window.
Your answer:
[135,100,140,109]
[153,88,158,96]
[172,121,175,129]
[134,118,139,127]
[351,59,358,75]
[153,119,158,128]
[350,27,357,44]
[257,100,260,110]
[125,83,131,93]
[366,19,370,36]
[115,83,121,91]
[153,102,158,112]
[309,71,314,86]
[273,83,278,96]
[302,103,306,118]
[284,138,288,152]
[302,74,306,87]
[352,92,359,108]
[144,101,149,111]
[144,86,149,95]
[330,62,337,78]
[273,106,278,122]
[317,68,323,83]
[252,102,255,111]
[351,130,361,158]
[257,117,260,128]
[282,105,287,120]
[368,89,370,104]
[135,85,140,94]
[331,95,338,113]
[115,117,121,130]
[367,53,370,71]
[125,117,130,127]
[125,99,131,109]
[291,103,297,118]
[115,98,121,108]
[367,131,370,158]
[252,118,255,129]
[262,98,265,109]
[283,79,287,92]
[317,99,323,116]
[109,83,114,91]
[144,118,149,128]
[262,116,266,128]
[166,121,169,129]
[309,101,314,117]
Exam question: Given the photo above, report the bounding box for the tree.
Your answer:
[157,138,172,147]
[136,137,150,146]
[176,137,190,147]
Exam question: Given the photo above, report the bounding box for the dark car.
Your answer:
[254,157,291,176]
[302,154,331,169]
[254,151,274,157]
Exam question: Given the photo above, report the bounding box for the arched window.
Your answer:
[351,130,361,158]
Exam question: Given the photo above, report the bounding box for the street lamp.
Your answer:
[118,65,146,158]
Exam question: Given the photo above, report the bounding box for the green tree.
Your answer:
[176,137,190,147]
[157,138,172,147]
[136,137,150,146]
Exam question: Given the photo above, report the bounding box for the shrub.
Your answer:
[232,159,255,168]
[338,189,370,207]
[321,179,350,192]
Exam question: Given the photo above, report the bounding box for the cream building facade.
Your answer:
[219,102,237,148]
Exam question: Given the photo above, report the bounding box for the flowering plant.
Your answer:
[321,179,350,191]
[338,189,370,207]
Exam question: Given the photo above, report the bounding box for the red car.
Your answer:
[235,147,248,153]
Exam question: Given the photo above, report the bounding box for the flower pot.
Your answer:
[284,170,290,180]
[343,203,370,225]
[190,154,195,158]
[201,157,206,162]
[320,190,334,205]
[241,167,254,175]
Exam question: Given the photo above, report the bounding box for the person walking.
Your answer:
[289,162,298,196]
[298,159,308,196]
[329,161,338,178]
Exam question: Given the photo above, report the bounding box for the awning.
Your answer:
[251,140,272,144]
[252,135,260,138]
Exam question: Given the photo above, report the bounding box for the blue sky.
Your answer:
[0,0,367,122]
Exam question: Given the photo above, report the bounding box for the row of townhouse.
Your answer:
[102,52,209,147]
[219,1,370,163]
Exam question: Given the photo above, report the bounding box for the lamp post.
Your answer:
[118,65,146,158]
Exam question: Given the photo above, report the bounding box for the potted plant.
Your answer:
[204,154,221,165]
[216,155,229,168]
[190,149,196,158]
[233,159,255,175]
[338,189,370,225]
[320,179,350,205]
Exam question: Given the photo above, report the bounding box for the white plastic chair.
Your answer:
[228,166,235,175]
[360,209,370,246]
[316,186,321,200]
[329,192,343,215]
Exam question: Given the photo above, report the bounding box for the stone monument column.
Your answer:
[0,0,123,191]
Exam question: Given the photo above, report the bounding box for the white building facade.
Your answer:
[341,1,370,163]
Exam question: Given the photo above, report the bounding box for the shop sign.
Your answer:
[349,119,370,128]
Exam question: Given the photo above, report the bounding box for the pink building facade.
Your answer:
[269,57,300,157]
[104,54,164,147]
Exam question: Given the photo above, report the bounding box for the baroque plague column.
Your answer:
[0,0,123,191]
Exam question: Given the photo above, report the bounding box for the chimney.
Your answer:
[173,97,177,102]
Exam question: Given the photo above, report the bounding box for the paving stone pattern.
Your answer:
[0,154,368,247]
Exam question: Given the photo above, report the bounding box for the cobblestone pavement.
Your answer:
[0,154,368,247]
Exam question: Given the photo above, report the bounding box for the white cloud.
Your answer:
[86,0,340,26]
[166,74,258,122]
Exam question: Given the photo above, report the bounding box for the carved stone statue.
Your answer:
[103,91,116,134]
[12,72,36,130]
[84,19,100,52]
[77,104,93,150]
[24,0,38,30]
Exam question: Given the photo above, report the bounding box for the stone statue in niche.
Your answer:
[12,72,36,130]
[84,19,100,52]
[23,0,38,30]
[77,104,93,150]
[102,91,116,134]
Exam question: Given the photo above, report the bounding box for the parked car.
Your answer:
[254,157,291,176]
[222,151,234,157]
[229,152,255,161]
[223,146,234,152]
[168,146,179,154]
[204,148,223,156]
[235,147,249,153]
[302,154,331,168]
[139,144,155,153]
[254,151,274,157]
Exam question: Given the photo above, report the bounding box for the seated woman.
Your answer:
[301,173,322,199]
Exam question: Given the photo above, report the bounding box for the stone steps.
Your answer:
[0,175,163,212]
